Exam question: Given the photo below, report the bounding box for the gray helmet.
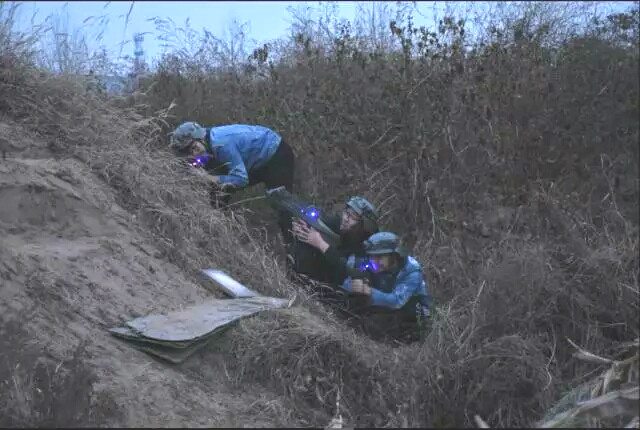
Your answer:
[168,121,207,152]
[346,196,379,234]
[363,232,404,256]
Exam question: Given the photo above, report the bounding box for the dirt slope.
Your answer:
[0,123,298,427]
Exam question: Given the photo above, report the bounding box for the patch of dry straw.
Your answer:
[1,66,298,299]
[476,337,640,428]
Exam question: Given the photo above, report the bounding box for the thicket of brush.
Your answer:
[138,3,638,425]
[1,1,638,427]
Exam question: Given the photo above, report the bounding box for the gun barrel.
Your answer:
[266,187,340,247]
[345,265,369,279]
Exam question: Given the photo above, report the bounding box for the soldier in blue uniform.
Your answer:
[341,231,432,342]
[168,121,295,241]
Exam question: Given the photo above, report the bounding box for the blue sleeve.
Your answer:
[369,270,422,309]
[341,277,353,293]
[215,144,249,187]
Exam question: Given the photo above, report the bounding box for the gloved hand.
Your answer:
[291,219,329,252]
[351,278,372,296]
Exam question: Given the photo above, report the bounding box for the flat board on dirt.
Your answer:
[201,269,259,298]
[110,295,290,363]
[110,326,206,349]
[123,296,289,342]
[110,326,228,364]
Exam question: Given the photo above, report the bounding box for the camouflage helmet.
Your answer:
[168,121,207,152]
[363,232,404,256]
[346,196,379,234]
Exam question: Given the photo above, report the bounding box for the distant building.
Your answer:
[85,34,149,97]
[86,71,151,96]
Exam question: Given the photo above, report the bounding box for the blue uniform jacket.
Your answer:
[342,256,431,316]
[205,124,281,187]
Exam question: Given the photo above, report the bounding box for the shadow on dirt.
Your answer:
[0,317,122,428]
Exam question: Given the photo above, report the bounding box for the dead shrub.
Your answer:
[0,1,637,427]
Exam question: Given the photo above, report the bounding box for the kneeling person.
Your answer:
[342,232,431,340]
[290,196,379,287]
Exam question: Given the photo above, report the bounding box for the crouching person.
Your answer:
[168,121,295,240]
[290,196,379,290]
[341,232,431,343]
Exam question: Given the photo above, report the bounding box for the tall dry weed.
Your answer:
[0,0,638,427]
[135,2,638,426]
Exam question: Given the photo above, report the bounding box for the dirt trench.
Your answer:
[0,141,298,427]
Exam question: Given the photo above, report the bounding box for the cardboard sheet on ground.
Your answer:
[110,272,290,363]
[111,326,221,363]
[124,296,288,342]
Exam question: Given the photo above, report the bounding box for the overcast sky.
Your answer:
[12,2,504,62]
[13,1,634,66]
[14,2,403,62]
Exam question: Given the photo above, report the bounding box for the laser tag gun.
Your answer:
[358,259,379,273]
[265,186,341,247]
[344,255,378,281]
[188,153,213,168]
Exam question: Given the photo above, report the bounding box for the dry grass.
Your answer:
[537,338,639,428]
[0,1,638,428]
[474,338,639,428]
[0,61,296,296]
